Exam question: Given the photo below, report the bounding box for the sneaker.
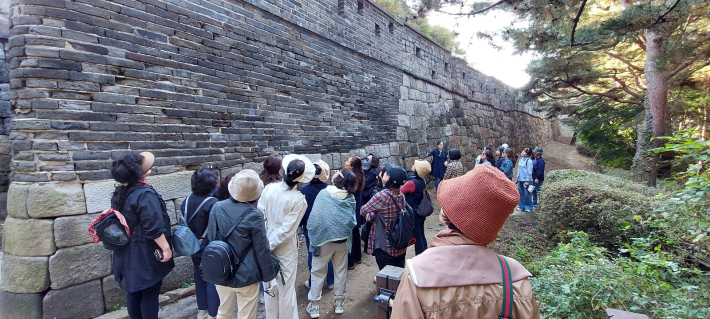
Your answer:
[524,209,532,212]
[515,207,523,211]
[334,300,344,314]
[304,280,311,289]
[306,302,320,318]
[348,265,355,270]
[327,284,334,290]
[197,310,208,319]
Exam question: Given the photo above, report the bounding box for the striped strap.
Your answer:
[497,255,515,319]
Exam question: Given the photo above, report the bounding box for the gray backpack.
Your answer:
[172,195,215,257]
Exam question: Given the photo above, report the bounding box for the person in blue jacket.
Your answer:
[516,148,534,212]
[532,147,546,208]
[300,160,335,291]
[427,141,448,190]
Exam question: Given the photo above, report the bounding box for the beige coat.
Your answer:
[391,229,540,319]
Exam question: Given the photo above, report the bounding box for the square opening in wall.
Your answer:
[375,23,380,36]
[416,47,421,58]
[462,72,466,79]
[444,62,449,72]
[388,22,394,33]
[431,70,436,79]
[358,1,364,14]
[338,0,345,15]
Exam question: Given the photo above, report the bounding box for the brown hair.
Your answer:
[260,153,282,186]
[333,169,358,194]
[504,148,515,160]
[347,156,365,191]
[216,173,236,200]
[522,148,532,157]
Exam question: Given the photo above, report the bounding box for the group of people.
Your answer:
[105,140,546,319]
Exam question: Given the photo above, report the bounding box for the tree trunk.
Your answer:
[631,29,669,187]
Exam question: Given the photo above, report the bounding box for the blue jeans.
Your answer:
[305,230,334,286]
[191,255,219,317]
[533,180,544,206]
[517,181,533,211]
[435,177,442,190]
[414,215,427,255]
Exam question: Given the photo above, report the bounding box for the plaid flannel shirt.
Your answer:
[360,188,408,257]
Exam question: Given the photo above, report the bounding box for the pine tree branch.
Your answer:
[604,52,644,72]
[650,0,682,28]
[435,0,508,16]
[666,55,704,80]
[570,0,588,47]
[610,74,644,99]
[562,80,643,105]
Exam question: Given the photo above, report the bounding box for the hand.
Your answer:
[160,247,172,263]
[444,161,448,167]
[534,179,539,184]
[263,278,278,295]
[525,182,530,187]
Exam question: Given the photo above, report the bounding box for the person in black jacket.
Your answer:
[532,147,546,208]
[110,152,175,319]
[401,160,431,255]
[206,169,276,319]
[180,168,219,319]
[362,154,382,204]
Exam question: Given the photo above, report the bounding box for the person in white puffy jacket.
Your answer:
[258,154,315,319]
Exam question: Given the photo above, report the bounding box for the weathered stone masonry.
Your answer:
[0,0,554,317]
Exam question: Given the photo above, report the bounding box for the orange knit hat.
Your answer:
[437,165,519,244]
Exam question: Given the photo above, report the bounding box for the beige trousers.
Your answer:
[215,283,259,319]
[308,241,348,302]
[264,242,299,319]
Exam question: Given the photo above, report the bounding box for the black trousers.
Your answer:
[374,248,405,270]
[126,280,162,319]
[414,215,428,255]
[348,226,362,267]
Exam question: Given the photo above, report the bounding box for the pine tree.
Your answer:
[415,0,710,186]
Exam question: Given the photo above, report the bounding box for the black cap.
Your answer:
[384,163,407,187]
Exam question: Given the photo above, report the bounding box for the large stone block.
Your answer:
[146,171,193,200]
[3,217,56,256]
[219,165,242,179]
[165,200,177,226]
[0,290,43,319]
[0,254,49,293]
[54,213,98,248]
[7,183,30,219]
[43,280,104,319]
[27,182,86,218]
[83,180,115,214]
[102,275,126,312]
[49,244,112,289]
[160,256,193,293]
[242,161,263,174]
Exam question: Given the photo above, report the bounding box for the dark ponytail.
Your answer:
[284,159,305,189]
[111,153,145,209]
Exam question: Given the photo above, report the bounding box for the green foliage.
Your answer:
[181,278,195,288]
[531,232,710,319]
[539,170,660,247]
[372,0,465,55]
[653,129,710,201]
[575,143,597,158]
[573,99,643,168]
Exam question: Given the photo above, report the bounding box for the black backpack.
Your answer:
[91,208,130,250]
[382,193,417,250]
[201,211,251,285]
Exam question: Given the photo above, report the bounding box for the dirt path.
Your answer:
[156,140,597,319]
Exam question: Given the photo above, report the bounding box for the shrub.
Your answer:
[531,232,710,319]
[538,170,660,248]
[576,143,597,158]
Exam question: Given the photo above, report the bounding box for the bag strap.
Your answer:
[497,255,515,319]
[386,192,403,212]
[185,196,215,225]
[182,195,190,223]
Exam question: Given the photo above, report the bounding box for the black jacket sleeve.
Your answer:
[136,190,168,240]
[249,210,276,282]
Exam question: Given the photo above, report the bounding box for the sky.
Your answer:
[423,5,534,88]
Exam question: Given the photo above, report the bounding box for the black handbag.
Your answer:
[415,191,434,218]
[382,193,417,250]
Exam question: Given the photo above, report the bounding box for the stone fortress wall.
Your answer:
[0,0,556,317]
